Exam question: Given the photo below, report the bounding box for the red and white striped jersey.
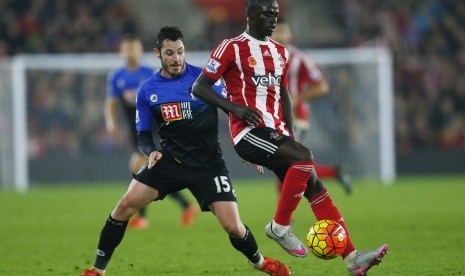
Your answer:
[287,45,324,124]
[202,32,290,145]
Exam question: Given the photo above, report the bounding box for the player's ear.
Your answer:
[154,48,160,58]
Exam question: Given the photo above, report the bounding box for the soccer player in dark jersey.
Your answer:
[105,35,198,229]
[81,26,290,276]
[192,0,388,275]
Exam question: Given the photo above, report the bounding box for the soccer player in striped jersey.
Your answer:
[271,17,352,194]
[105,35,198,229]
[193,0,388,275]
[82,26,290,276]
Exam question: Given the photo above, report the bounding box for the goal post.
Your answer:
[1,47,394,192]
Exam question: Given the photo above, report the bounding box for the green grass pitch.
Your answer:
[1,175,464,275]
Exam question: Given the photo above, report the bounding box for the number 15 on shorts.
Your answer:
[214,176,231,193]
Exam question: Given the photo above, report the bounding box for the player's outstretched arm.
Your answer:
[193,73,262,127]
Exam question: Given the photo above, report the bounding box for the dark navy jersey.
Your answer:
[136,63,225,167]
[107,65,154,144]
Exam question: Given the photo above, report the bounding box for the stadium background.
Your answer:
[0,0,464,187]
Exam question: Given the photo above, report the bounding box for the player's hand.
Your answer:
[241,159,264,175]
[232,105,263,127]
[255,165,264,175]
[147,151,163,169]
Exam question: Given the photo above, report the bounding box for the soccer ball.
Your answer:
[306,219,347,259]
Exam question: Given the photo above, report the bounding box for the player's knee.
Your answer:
[304,178,325,199]
[290,146,313,163]
[223,222,246,238]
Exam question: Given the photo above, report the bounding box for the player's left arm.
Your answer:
[297,58,329,102]
[298,77,329,102]
[281,86,294,137]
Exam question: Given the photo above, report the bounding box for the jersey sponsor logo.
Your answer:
[205,58,221,74]
[248,56,257,67]
[161,103,182,121]
[263,50,271,57]
[161,102,193,121]
[251,73,282,87]
[150,94,158,102]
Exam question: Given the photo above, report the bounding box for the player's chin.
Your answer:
[169,68,182,77]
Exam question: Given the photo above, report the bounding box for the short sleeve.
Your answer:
[202,39,235,82]
[135,83,152,131]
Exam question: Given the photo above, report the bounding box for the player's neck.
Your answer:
[126,61,140,71]
[245,28,269,42]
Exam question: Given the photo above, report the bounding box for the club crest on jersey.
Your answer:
[206,58,221,74]
[251,73,281,87]
[270,131,282,141]
[150,94,158,102]
[248,56,257,67]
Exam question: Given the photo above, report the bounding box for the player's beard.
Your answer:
[161,59,185,78]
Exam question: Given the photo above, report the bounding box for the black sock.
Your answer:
[93,215,128,270]
[229,225,261,264]
[169,192,190,209]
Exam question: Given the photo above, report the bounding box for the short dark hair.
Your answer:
[154,26,184,50]
[246,0,268,15]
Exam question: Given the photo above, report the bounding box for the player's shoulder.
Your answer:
[211,33,247,58]
[138,74,156,93]
[269,38,286,49]
[108,67,125,79]
[185,63,202,76]
[139,65,154,73]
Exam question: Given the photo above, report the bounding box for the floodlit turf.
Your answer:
[1,175,465,275]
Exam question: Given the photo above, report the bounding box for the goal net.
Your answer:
[0,48,394,191]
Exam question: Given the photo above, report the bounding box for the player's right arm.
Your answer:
[105,72,120,136]
[104,98,119,135]
[296,55,329,102]
[135,83,162,169]
[193,73,262,127]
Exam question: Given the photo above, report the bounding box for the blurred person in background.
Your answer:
[193,0,387,275]
[105,35,198,229]
[271,16,352,195]
[82,26,290,276]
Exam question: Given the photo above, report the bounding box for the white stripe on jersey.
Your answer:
[213,35,246,59]
[248,40,276,130]
[269,43,290,136]
[244,132,279,153]
[233,43,247,104]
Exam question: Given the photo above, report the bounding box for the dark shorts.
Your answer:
[134,152,237,211]
[234,127,293,169]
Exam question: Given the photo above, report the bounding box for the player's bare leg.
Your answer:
[210,201,290,275]
[81,180,159,275]
[127,152,151,229]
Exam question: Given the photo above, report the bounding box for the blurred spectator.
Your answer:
[3,0,465,158]
[337,0,465,152]
[0,0,141,55]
